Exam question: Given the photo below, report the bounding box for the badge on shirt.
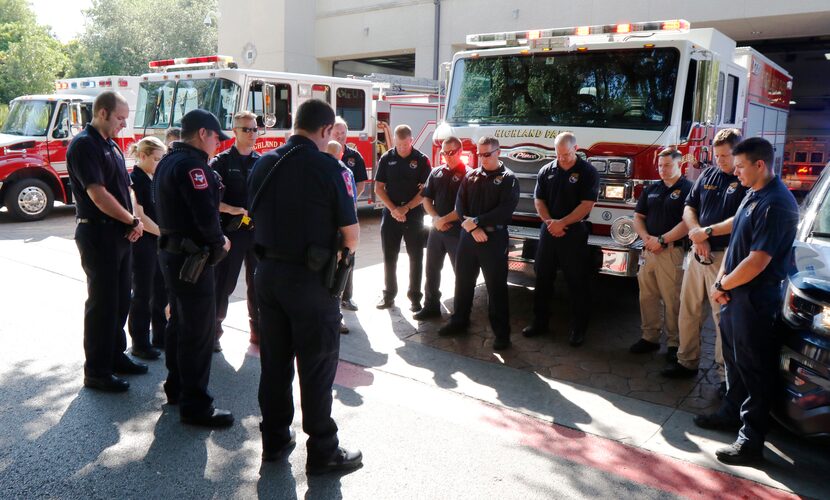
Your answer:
[569,173,579,184]
[452,175,460,182]
[347,157,356,167]
[727,181,738,194]
[189,169,209,190]
[670,189,681,200]
[494,175,504,185]
[745,201,757,215]
[341,171,354,199]
[410,160,418,169]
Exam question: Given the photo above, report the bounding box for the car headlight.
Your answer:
[811,308,830,336]
[783,281,825,330]
[610,216,638,246]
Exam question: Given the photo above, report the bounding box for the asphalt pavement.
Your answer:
[0,205,826,499]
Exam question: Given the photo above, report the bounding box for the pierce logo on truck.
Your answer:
[508,150,545,162]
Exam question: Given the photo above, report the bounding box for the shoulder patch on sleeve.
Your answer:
[189,168,209,190]
[341,170,354,198]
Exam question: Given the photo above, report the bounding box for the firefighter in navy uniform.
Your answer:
[333,116,368,311]
[67,91,148,393]
[154,109,233,428]
[414,136,472,320]
[438,136,520,351]
[211,111,261,350]
[696,137,799,466]
[522,132,599,346]
[248,99,362,474]
[630,148,692,360]
[374,124,432,312]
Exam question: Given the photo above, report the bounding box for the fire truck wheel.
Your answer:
[5,178,54,222]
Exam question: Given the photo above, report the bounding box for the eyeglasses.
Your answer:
[236,126,259,134]
[476,149,499,158]
[441,149,460,157]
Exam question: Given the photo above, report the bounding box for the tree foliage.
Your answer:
[67,0,218,77]
[0,0,68,103]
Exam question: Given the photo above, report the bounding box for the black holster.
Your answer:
[330,249,355,298]
[179,239,210,284]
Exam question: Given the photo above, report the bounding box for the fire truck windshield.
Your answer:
[135,77,241,131]
[446,48,680,131]
[1,99,56,136]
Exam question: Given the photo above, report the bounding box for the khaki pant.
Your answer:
[638,246,684,346]
[677,249,725,377]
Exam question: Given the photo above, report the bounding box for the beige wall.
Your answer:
[218,0,830,77]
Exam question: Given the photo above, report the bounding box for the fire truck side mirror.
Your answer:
[693,59,719,126]
[69,103,84,137]
[263,83,278,128]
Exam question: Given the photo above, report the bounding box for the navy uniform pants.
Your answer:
[717,285,780,449]
[128,234,167,349]
[75,223,130,377]
[256,259,340,461]
[214,228,258,339]
[423,227,460,309]
[450,229,510,340]
[380,209,425,303]
[159,250,216,417]
[532,222,592,333]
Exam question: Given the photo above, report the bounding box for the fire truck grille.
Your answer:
[500,155,550,217]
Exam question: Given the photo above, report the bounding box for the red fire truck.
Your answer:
[435,19,792,277]
[0,76,140,220]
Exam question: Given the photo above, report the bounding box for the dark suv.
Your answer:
[774,163,830,437]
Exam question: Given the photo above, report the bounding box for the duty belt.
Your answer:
[159,234,204,254]
[482,225,505,233]
[255,245,305,264]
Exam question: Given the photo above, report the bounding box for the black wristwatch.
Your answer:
[130,217,140,228]
[714,279,726,292]
[657,235,668,248]
[704,226,713,237]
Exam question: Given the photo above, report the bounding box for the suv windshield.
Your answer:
[1,100,56,136]
[135,78,241,130]
[446,47,680,130]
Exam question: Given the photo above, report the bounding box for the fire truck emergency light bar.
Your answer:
[55,78,130,90]
[466,19,690,47]
[148,55,235,70]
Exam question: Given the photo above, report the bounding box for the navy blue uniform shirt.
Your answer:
[534,158,599,220]
[455,163,520,227]
[248,135,357,258]
[635,177,694,237]
[153,142,224,249]
[66,124,132,219]
[724,176,798,287]
[374,147,431,208]
[130,167,156,222]
[422,163,472,233]
[685,166,748,250]
[342,146,368,183]
[210,145,260,209]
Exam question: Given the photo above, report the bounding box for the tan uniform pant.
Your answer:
[677,249,725,378]
[638,246,684,346]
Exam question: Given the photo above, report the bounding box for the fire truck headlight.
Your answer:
[603,184,626,200]
[608,161,629,175]
[611,217,639,246]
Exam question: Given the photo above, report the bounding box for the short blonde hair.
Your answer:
[394,124,412,139]
[233,110,258,125]
[325,140,343,157]
[128,136,166,158]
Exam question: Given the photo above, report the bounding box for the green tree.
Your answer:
[0,0,68,103]
[68,0,218,77]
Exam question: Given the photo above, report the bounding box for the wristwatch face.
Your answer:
[705,226,713,235]
[473,217,480,225]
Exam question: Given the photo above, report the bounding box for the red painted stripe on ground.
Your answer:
[335,361,799,500]
[480,404,799,500]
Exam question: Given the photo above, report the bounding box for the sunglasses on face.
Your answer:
[477,149,499,158]
[441,149,460,157]
[236,126,259,134]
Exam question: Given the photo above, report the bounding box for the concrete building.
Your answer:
[218,0,830,149]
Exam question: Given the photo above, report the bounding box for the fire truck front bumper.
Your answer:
[507,225,642,278]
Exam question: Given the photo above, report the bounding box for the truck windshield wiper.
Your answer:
[810,231,830,238]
